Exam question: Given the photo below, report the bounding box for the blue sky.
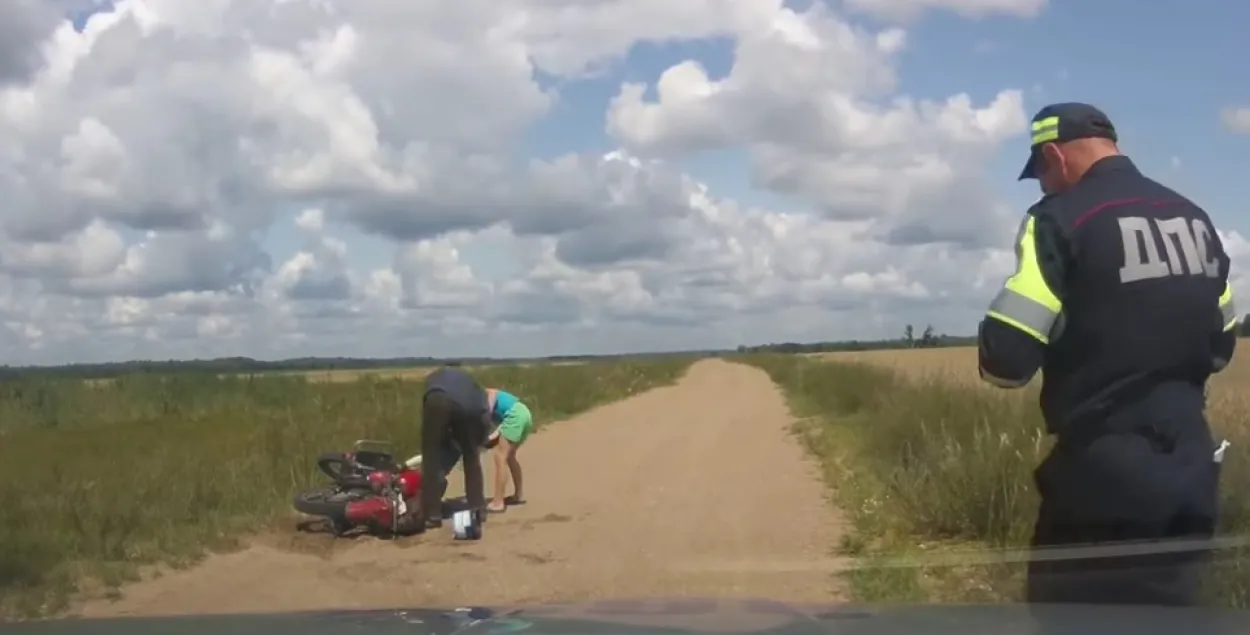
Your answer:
[961,0,1250,220]
[67,0,1250,295]
[17,0,1249,361]
[262,0,1247,280]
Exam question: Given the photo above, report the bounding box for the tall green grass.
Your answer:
[0,359,692,618]
[741,354,1250,607]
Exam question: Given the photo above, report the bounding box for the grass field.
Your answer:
[78,361,590,387]
[278,361,590,383]
[0,358,692,617]
[9,345,1250,617]
[745,346,1250,607]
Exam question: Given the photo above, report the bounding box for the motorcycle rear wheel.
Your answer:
[293,486,365,520]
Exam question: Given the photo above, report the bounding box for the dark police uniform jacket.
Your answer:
[977,156,1237,436]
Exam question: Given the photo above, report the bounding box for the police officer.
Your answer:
[411,365,494,532]
[977,102,1237,607]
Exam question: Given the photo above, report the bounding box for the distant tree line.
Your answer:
[742,313,1250,355]
[0,351,704,381]
[0,356,451,381]
[737,324,974,354]
[5,315,1245,380]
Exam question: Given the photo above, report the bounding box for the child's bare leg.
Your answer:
[507,448,523,502]
[488,440,511,511]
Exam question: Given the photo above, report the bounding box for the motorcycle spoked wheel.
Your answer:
[316,453,375,490]
[293,486,372,535]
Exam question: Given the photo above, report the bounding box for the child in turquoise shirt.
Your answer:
[485,388,534,512]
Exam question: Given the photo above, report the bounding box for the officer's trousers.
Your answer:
[1027,383,1221,608]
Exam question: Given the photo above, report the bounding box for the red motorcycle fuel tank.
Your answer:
[367,470,390,492]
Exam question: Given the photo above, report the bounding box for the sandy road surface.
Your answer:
[77,359,847,618]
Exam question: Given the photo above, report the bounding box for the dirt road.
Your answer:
[77,359,847,617]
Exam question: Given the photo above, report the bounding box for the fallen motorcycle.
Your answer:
[292,439,425,538]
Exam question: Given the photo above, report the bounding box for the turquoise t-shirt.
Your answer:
[491,390,519,422]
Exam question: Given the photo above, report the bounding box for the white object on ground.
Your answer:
[452,509,482,540]
[1215,440,1230,464]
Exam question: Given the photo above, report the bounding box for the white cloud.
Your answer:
[603,2,1028,247]
[0,0,1051,364]
[1222,107,1250,134]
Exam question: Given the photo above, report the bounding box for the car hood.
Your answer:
[5,598,1248,635]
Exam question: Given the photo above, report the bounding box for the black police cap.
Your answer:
[1018,102,1119,181]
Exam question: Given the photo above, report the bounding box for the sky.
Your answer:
[0,0,1247,364]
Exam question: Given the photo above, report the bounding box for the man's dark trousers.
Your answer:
[419,389,487,526]
[1027,381,1221,607]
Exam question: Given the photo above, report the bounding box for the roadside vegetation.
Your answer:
[741,350,1250,609]
[0,359,693,618]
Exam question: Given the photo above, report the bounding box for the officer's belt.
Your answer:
[1053,374,1203,448]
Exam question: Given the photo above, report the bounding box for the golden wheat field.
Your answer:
[814,344,1250,391]
[755,344,1250,606]
[812,344,1250,459]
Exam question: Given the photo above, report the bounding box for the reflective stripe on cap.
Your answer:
[1031,116,1060,145]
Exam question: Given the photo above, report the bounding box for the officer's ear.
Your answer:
[1039,142,1065,175]
[1037,142,1074,194]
